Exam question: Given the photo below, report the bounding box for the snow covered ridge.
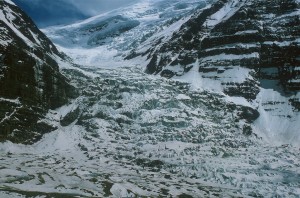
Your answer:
[0,1,76,143]
[43,0,206,52]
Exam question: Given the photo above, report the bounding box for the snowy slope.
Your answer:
[43,0,207,66]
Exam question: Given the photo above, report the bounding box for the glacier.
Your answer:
[1,0,300,197]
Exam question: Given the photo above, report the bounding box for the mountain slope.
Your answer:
[138,0,300,81]
[0,0,76,143]
[129,0,300,145]
[42,0,207,67]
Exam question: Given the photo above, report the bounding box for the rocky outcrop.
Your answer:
[0,0,76,144]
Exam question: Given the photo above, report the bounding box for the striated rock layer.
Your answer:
[143,0,300,91]
[0,0,76,144]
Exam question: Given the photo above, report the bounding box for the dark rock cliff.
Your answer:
[0,0,76,144]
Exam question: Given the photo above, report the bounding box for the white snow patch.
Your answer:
[204,43,259,52]
[205,0,246,28]
[110,183,133,198]
[0,141,33,154]
[55,45,121,68]
[234,30,259,35]
[224,96,252,108]
[253,88,300,146]
[201,52,259,62]
[0,6,34,47]
[55,101,78,118]
[53,54,100,78]
[0,97,21,104]
[34,125,85,153]
[173,60,206,91]
[29,30,41,46]
[176,94,191,100]
[263,38,300,47]
[142,141,195,153]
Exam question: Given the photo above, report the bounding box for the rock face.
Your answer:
[133,3,298,104]
[127,0,300,140]
[143,0,300,91]
[0,0,76,144]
